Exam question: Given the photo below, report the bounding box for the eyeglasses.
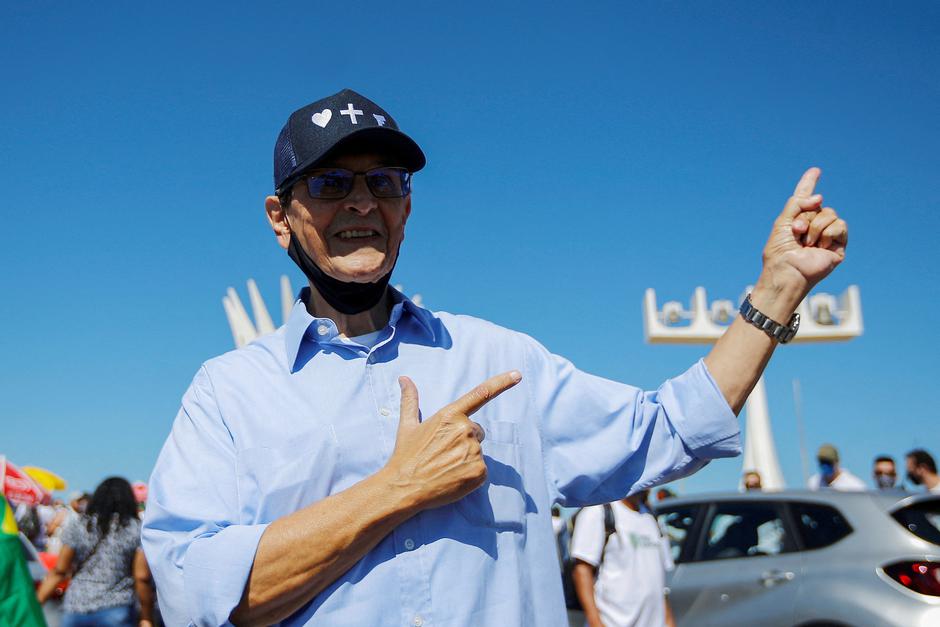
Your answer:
[302,167,412,200]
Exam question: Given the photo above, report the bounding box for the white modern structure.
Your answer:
[223,276,423,348]
[643,286,863,490]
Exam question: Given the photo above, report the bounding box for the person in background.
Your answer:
[807,444,866,491]
[905,449,940,493]
[37,477,154,627]
[872,455,897,490]
[570,491,675,627]
[743,470,763,491]
[46,492,90,555]
[655,488,676,502]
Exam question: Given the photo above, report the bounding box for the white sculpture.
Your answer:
[643,286,863,490]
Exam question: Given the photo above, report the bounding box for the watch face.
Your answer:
[791,312,801,332]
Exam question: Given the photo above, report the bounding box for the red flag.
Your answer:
[0,456,51,507]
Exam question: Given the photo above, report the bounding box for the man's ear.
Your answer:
[265,195,292,251]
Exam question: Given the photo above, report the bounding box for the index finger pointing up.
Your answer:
[793,167,821,198]
[446,370,522,417]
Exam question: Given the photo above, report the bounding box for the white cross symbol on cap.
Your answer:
[340,103,364,124]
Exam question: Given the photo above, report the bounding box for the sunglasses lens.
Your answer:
[307,170,353,198]
[366,168,411,198]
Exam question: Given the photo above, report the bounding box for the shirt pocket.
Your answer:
[455,420,527,531]
[235,430,341,523]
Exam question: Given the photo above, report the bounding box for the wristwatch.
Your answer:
[739,294,800,344]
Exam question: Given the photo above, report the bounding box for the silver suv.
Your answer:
[653,490,940,626]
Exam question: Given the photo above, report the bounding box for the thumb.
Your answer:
[397,376,420,436]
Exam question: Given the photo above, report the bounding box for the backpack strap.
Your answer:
[598,503,617,566]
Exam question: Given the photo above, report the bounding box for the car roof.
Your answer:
[652,488,939,513]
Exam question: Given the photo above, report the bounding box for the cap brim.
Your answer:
[280,127,426,194]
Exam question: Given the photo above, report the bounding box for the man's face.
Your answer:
[818,459,837,481]
[271,152,411,284]
[906,457,923,485]
[874,460,897,488]
[744,472,761,490]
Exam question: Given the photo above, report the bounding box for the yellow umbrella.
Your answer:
[22,466,67,492]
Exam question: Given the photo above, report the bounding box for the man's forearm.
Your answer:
[704,270,804,414]
[572,562,604,627]
[230,467,420,626]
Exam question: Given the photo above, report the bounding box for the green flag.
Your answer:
[0,494,46,627]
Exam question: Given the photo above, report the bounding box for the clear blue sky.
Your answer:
[2,2,938,497]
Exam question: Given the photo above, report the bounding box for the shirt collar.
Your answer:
[284,286,436,372]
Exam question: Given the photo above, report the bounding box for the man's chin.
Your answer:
[326,266,390,284]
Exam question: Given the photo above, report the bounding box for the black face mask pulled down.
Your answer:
[287,233,392,315]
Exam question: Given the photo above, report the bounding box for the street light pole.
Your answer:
[643,286,863,490]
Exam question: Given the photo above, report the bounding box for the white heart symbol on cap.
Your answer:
[311,109,332,128]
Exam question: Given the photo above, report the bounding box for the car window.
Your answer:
[791,501,853,550]
[657,505,699,563]
[892,499,940,546]
[700,502,793,561]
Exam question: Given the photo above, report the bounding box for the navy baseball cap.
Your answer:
[273,88,426,195]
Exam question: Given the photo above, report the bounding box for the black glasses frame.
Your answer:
[302,167,412,200]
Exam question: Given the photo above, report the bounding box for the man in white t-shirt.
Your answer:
[570,491,675,627]
[807,444,866,491]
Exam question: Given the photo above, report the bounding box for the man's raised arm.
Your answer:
[704,167,848,412]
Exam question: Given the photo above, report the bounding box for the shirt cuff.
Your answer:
[183,523,269,627]
[660,358,741,460]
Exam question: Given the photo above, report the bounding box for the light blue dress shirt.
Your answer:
[142,288,740,626]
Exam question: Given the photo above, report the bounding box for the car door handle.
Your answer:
[760,570,795,586]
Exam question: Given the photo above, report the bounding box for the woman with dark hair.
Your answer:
[37,477,154,627]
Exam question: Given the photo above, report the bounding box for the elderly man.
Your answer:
[142,89,848,626]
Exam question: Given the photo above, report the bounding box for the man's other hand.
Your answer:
[761,167,848,293]
[751,167,848,322]
[383,371,522,511]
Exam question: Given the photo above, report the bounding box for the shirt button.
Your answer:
[316,324,329,336]
[380,407,391,417]
[404,538,415,550]
[413,617,423,627]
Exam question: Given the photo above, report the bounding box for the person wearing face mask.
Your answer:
[872,455,898,490]
[905,449,940,493]
[141,89,849,626]
[807,444,866,491]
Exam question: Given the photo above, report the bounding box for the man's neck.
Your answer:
[306,284,392,337]
[925,473,940,491]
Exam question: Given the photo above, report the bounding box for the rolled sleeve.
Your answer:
[523,337,741,507]
[657,359,740,460]
[182,523,268,626]
[142,366,268,627]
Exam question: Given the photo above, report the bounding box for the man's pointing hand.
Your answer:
[384,371,522,512]
[761,167,848,295]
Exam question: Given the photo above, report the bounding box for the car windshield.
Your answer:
[892,498,940,546]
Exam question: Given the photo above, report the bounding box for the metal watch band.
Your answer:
[739,294,800,344]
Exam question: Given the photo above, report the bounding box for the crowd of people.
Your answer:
[8,446,938,627]
[11,477,158,627]
[740,446,940,493]
[549,446,940,627]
